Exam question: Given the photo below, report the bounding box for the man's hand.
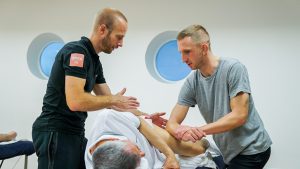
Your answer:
[174,125,192,140]
[163,156,180,169]
[175,125,206,142]
[145,112,168,129]
[112,88,140,110]
[181,127,206,142]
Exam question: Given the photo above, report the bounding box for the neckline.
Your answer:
[81,36,99,59]
[199,58,222,80]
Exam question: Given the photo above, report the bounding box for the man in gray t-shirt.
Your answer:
[166,24,272,169]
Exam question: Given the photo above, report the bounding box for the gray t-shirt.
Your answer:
[178,57,272,163]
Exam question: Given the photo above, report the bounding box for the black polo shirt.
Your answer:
[33,37,106,134]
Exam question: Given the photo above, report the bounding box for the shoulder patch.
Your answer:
[70,53,84,67]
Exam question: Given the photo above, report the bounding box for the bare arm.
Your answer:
[65,76,139,112]
[153,122,207,156]
[166,104,189,137]
[199,92,249,134]
[93,83,112,96]
[138,117,179,169]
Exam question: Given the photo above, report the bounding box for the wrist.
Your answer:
[139,111,148,116]
[127,109,144,116]
[164,148,176,158]
[110,95,117,106]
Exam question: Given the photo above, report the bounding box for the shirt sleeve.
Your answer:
[97,111,141,136]
[63,49,89,79]
[228,62,252,99]
[178,74,197,107]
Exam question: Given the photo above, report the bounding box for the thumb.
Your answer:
[118,88,126,96]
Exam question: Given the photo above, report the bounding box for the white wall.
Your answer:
[0,0,299,168]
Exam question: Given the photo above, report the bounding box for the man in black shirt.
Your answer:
[32,8,139,169]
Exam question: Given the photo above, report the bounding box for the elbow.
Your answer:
[236,112,248,127]
[237,118,247,127]
[67,100,84,112]
[66,92,87,111]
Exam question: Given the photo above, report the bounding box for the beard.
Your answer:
[101,33,113,54]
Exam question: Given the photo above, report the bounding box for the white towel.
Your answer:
[178,151,217,169]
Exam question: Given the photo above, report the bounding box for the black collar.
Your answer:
[81,36,99,59]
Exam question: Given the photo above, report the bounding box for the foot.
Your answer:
[7,131,17,141]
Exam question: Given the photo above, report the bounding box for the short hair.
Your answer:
[177,24,211,50]
[92,141,140,169]
[93,8,128,33]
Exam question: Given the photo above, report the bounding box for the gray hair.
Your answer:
[177,24,211,50]
[92,141,140,169]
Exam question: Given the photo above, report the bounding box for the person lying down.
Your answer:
[84,109,217,169]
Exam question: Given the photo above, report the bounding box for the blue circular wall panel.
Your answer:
[156,40,191,81]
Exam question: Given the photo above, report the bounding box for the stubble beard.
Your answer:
[102,33,113,54]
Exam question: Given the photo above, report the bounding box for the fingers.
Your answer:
[175,126,190,140]
[123,96,140,109]
[194,127,206,137]
[182,132,196,142]
[181,128,205,142]
[182,131,196,142]
[110,106,125,112]
[112,95,140,111]
[175,126,206,142]
[128,101,140,108]
[127,96,138,101]
[150,117,167,129]
[143,112,167,129]
[145,112,165,119]
[190,127,206,139]
[158,119,167,129]
[154,112,166,116]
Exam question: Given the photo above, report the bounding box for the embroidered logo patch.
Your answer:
[70,53,84,67]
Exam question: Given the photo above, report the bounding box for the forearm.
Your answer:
[153,124,206,156]
[166,104,189,137]
[128,110,148,116]
[93,83,112,96]
[139,118,176,158]
[201,92,249,135]
[67,92,116,112]
[166,120,180,138]
[199,110,247,135]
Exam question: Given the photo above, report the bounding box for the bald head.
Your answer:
[93,8,127,33]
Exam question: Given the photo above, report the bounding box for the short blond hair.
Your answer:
[93,8,127,33]
[177,25,211,50]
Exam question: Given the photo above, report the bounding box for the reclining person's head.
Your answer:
[92,140,142,169]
